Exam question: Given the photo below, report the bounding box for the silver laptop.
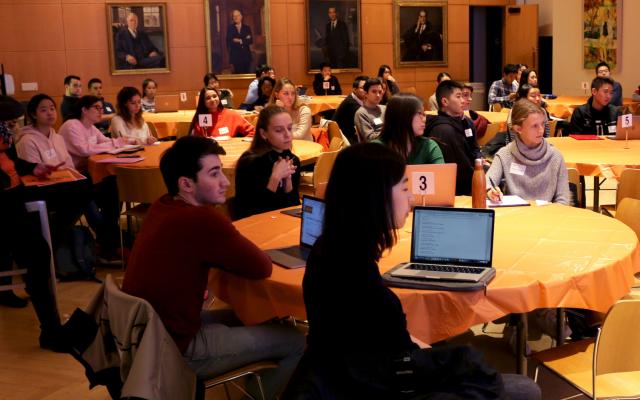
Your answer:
[266,196,325,269]
[391,207,495,283]
[154,94,180,113]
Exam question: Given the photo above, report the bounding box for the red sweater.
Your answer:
[122,194,272,353]
[192,108,255,138]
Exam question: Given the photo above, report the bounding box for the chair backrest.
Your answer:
[477,122,502,146]
[313,150,340,190]
[175,121,192,138]
[490,103,502,112]
[567,168,583,208]
[549,119,559,137]
[615,197,640,240]
[500,107,511,114]
[115,167,167,205]
[147,121,159,139]
[593,298,640,398]
[616,169,640,206]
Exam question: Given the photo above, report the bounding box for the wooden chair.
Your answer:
[601,169,640,217]
[326,120,346,150]
[567,168,584,208]
[175,121,192,139]
[490,103,502,112]
[477,122,502,147]
[115,167,167,264]
[147,121,159,139]
[548,119,559,137]
[533,298,640,399]
[299,150,340,199]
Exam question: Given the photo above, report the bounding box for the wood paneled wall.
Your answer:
[0,0,512,105]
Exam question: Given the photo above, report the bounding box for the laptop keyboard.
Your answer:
[407,263,484,274]
[282,246,311,259]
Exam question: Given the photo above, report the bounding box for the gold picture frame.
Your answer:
[205,0,271,80]
[393,1,447,68]
[106,3,170,75]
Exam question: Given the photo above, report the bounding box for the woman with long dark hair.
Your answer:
[111,86,156,145]
[189,87,255,138]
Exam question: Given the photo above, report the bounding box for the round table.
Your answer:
[302,95,346,115]
[144,110,258,138]
[208,199,640,346]
[548,136,640,209]
[88,139,324,196]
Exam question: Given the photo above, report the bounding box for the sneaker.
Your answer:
[0,291,29,308]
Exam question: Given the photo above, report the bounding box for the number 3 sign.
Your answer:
[411,172,435,195]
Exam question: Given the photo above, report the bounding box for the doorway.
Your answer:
[470,6,504,110]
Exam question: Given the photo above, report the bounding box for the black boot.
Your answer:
[0,290,29,308]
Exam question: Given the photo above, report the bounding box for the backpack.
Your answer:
[56,226,97,280]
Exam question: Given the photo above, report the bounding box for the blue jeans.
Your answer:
[183,310,305,399]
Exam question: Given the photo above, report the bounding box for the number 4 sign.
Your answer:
[411,172,435,195]
[621,113,633,128]
[198,114,213,128]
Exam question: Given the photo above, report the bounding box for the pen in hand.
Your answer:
[488,177,503,202]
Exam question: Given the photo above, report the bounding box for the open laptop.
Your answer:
[154,94,180,113]
[405,163,457,207]
[390,207,496,283]
[613,115,640,140]
[266,196,325,269]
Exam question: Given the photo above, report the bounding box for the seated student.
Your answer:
[234,106,300,219]
[377,64,400,95]
[461,83,490,140]
[513,64,528,91]
[283,143,541,400]
[268,78,312,141]
[506,84,551,142]
[595,61,623,107]
[332,75,368,145]
[140,78,157,112]
[110,86,157,145]
[569,77,620,135]
[312,62,342,96]
[60,75,82,122]
[242,64,275,108]
[0,95,67,351]
[122,136,304,399]
[16,94,74,170]
[250,76,275,111]
[487,100,570,205]
[204,73,234,109]
[519,69,539,88]
[354,78,386,142]
[426,80,481,195]
[189,88,255,138]
[87,78,115,135]
[373,93,444,164]
[427,72,451,111]
[488,64,519,109]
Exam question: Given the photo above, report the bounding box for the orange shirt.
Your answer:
[192,108,255,138]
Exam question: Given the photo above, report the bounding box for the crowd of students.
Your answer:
[1,56,632,399]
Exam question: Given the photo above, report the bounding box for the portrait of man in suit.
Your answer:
[307,1,360,72]
[324,7,351,68]
[114,12,166,70]
[396,4,447,66]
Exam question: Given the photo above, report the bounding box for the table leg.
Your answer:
[556,308,566,346]
[593,176,600,212]
[515,313,528,375]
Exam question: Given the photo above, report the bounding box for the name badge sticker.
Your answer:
[464,128,473,138]
[373,117,383,127]
[509,162,526,176]
[411,171,435,195]
[221,99,228,106]
[105,106,112,113]
[43,148,56,160]
[608,125,617,133]
[323,81,330,90]
[88,136,98,145]
[218,126,230,135]
[198,114,213,128]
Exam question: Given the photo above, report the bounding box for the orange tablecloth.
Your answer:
[302,95,346,115]
[547,137,640,179]
[87,139,323,184]
[209,199,640,344]
[545,96,639,119]
[144,110,259,138]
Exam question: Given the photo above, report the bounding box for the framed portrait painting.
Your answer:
[393,1,447,67]
[305,0,361,73]
[583,0,620,70]
[106,3,170,75]
[205,0,271,79]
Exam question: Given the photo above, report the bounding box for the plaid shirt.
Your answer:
[488,79,515,108]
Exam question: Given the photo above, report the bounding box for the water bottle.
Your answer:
[472,159,486,209]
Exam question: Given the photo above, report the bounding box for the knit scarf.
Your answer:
[510,135,553,166]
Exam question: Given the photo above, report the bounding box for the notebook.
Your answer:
[154,94,180,113]
[614,115,640,140]
[390,207,496,283]
[405,163,457,207]
[266,196,325,269]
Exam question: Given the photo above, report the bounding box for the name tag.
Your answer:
[411,172,435,195]
[198,114,213,128]
[88,136,98,145]
[221,99,228,106]
[43,148,56,160]
[323,81,330,90]
[218,126,230,135]
[104,106,112,113]
[464,128,473,138]
[509,162,526,176]
[608,125,617,133]
[373,117,383,127]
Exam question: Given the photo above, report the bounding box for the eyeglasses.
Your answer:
[92,105,104,112]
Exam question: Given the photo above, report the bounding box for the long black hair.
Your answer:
[379,93,424,161]
[189,87,224,134]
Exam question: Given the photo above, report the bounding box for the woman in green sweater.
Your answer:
[374,93,444,164]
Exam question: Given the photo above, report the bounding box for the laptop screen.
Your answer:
[411,207,495,267]
[300,196,325,247]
